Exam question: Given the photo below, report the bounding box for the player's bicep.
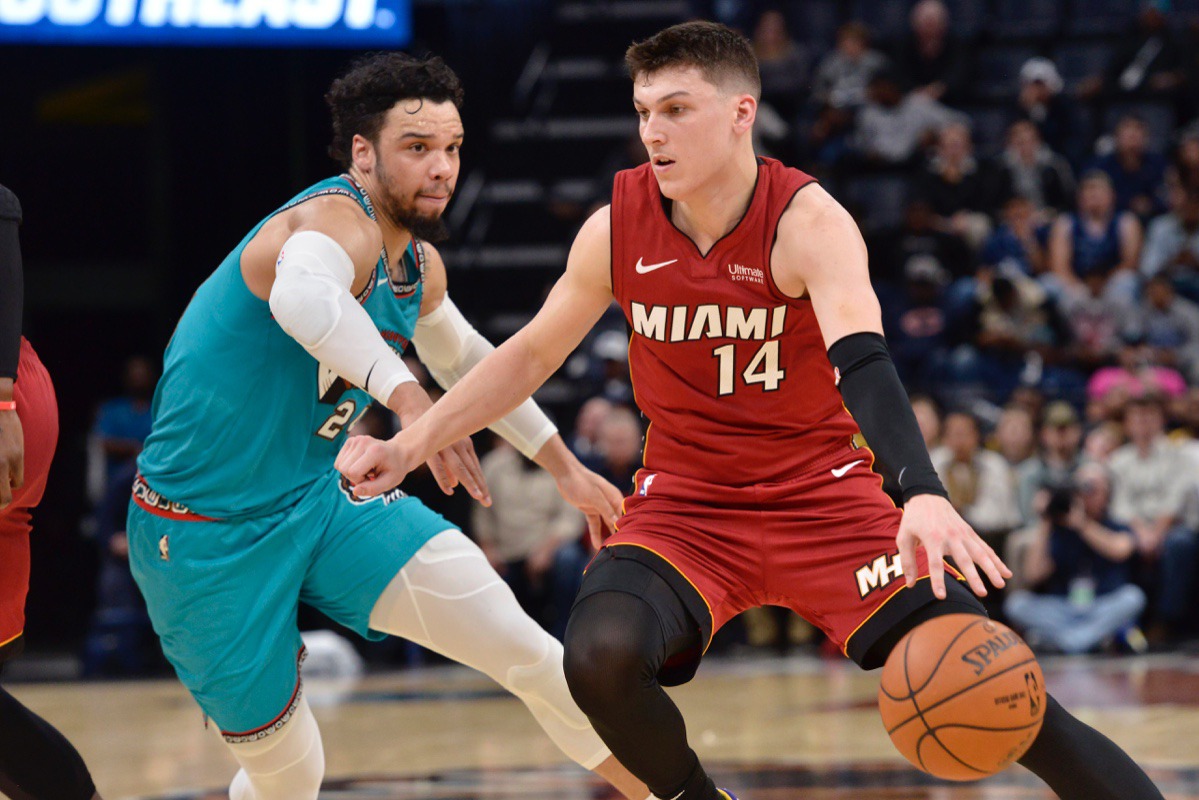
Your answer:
[515,207,615,375]
[778,191,882,348]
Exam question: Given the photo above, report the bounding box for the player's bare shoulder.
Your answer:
[242,195,382,301]
[771,183,868,299]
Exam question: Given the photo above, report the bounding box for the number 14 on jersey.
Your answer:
[712,341,785,396]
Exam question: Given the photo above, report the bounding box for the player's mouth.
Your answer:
[651,154,676,173]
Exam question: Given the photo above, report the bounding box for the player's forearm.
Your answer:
[0,378,12,403]
[532,434,585,482]
[405,330,558,461]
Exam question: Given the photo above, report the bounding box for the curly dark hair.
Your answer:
[625,20,760,100]
[325,52,464,168]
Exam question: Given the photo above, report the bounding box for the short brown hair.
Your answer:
[625,20,761,100]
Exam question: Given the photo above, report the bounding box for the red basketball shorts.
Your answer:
[601,444,967,669]
[0,338,59,659]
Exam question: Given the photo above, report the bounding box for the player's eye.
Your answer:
[410,143,426,152]
[636,108,648,120]
[670,105,685,115]
[447,144,460,154]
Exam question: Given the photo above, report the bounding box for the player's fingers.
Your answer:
[442,446,488,506]
[10,454,22,490]
[600,482,623,523]
[450,440,491,506]
[924,537,947,599]
[973,539,1009,589]
[339,451,374,484]
[426,453,457,495]
[351,472,394,498]
[586,515,602,550]
[0,464,11,509]
[896,529,918,589]
[949,537,987,597]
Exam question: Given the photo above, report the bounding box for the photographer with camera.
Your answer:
[1004,462,1147,654]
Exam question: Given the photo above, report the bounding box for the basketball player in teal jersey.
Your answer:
[128,54,647,800]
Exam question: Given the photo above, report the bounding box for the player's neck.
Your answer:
[669,152,758,253]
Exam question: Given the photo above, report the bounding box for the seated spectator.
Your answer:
[1141,186,1199,302]
[932,411,1023,541]
[1108,393,1199,643]
[911,394,943,451]
[1085,419,1126,460]
[1016,401,1084,526]
[808,22,888,164]
[87,355,157,505]
[472,437,588,640]
[998,120,1075,219]
[568,396,613,465]
[916,122,1012,249]
[1015,58,1085,168]
[1139,274,1199,383]
[851,68,966,168]
[593,405,644,495]
[1088,328,1190,419]
[1079,1,1186,108]
[812,22,888,112]
[979,196,1049,280]
[752,8,809,121]
[882,255,951,393]
[1172,124,1199,193]
[891,0,970,105]
[1004,464,1147,654]
[1089,115,1169,219]
[872,199,972,288]
[993,404,1037,468]
[1048,171,1142,305]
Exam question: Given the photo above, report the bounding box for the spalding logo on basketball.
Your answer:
[878,614,1046,781]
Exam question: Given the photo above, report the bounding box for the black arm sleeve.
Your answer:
[0,184,23,381]
[827,331,947,504]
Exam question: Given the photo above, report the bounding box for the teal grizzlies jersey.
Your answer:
[138,174,424,518]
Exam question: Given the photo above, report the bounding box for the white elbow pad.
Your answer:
[270,230,416,405]
[414,296,556,458]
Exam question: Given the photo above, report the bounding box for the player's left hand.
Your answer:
[897,494,1011,600]
[0,408,24,510]
[553,465,624,550]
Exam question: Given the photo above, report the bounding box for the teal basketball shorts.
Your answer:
[126,470,451,741]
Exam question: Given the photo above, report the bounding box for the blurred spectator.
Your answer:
[891,0,970,105]
[1048,171,1142,304]
[812,22,888,111]
[87,355,157,505]
[882,255,951,393]
[1004,463,1147,654]
[1108,394,1199,643]
[1015,58,1085,168]
[1016,401,1084,525]
[1171,125,1199,192]
[1088,328,1190,420]
[932,411,1022,540]
[1090,116,1169,219]
[1079,1,1186,107]
[473,437,588,640]
[911,394,943,450]
[591,329,634,405]
[1085,420,1126,460]
[594,405,644,495]
[1141,186,1199,302]
[1139,274,1199,382]
[809,22,888,165]
[873,200,972,287]
[998,120,1075,218]
[852,68,966,168]
[979,196,1049,280]
[993,404,1037,468]
[568,396,613,465]
[752,9,808,121]
[916,123,1012,249]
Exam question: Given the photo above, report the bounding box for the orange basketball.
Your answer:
[878,614,1046,781]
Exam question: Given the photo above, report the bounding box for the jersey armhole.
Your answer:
[764,178,818,305]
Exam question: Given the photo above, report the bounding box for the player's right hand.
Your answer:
[336,431,491,506]
[0,408,24,510]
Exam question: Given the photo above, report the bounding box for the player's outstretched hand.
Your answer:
[896,494,1012,600]
[553,464,624,550]
[336,431,492,506]
[0,408,24,510]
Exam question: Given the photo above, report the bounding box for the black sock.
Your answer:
[0,684,97,800]
[1018,694,1164,800]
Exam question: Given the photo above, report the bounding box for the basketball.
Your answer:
[878,614,1046,781]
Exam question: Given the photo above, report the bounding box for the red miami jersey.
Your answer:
[610,157,861,486]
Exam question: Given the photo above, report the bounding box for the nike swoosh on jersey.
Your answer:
[831,459,864,478]
[635,257,679,274]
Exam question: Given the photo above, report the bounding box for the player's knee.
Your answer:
[564,602,656,715]
[226,697,324,800]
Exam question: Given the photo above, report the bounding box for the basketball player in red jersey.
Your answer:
[337,22,1164,800]
[0,184,102,799]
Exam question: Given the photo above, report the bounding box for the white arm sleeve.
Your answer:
[413,295,557,459]
[269,230,416,405]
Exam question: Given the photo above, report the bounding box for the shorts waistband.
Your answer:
[131,474,218,522]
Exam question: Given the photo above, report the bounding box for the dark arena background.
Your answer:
[2,1,1199,798]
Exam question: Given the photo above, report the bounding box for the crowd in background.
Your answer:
[65,0,1199,678]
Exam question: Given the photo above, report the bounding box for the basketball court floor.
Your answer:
[8,652,1199,799]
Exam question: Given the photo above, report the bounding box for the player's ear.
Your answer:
[732,93,756,135]
[350,134,377,173]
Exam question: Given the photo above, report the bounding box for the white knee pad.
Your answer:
[226,696,324,800]
[504,632,610,770]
